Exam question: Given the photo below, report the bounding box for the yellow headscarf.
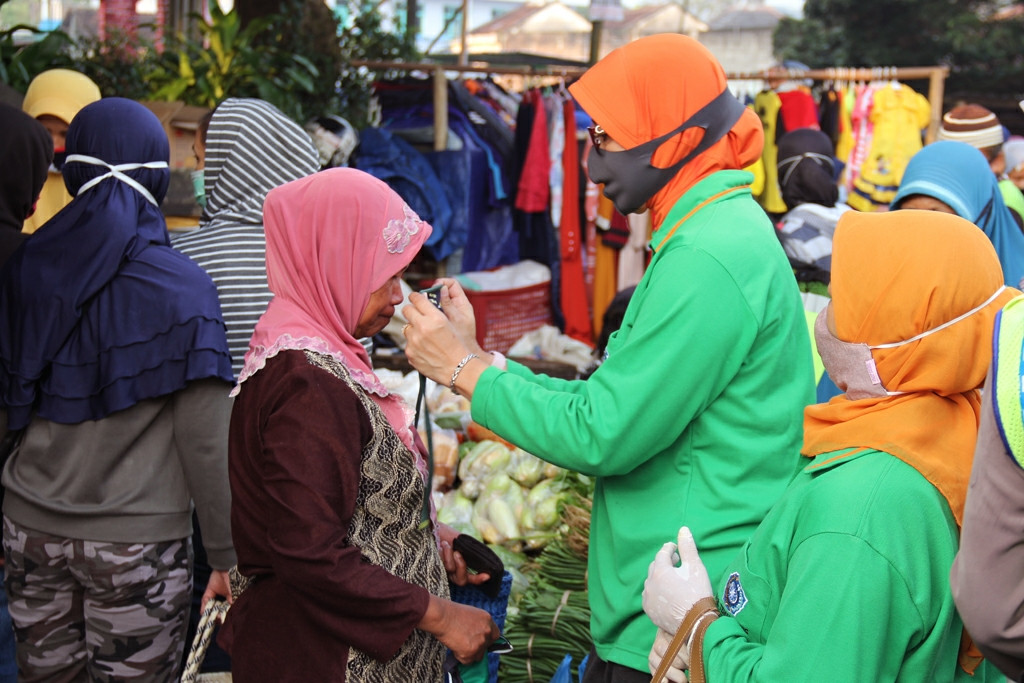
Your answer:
[803,210,1018,525]
[21,70,101,233]
[22,69,101,125]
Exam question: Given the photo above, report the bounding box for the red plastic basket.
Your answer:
[465,280,553,354]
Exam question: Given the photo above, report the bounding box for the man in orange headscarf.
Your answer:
[403,34,814,681]
[642,210,1012,682]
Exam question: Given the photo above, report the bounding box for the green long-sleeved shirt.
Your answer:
[472,170,814,671]
[703,447,998,682]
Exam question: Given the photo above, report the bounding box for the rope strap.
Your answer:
[550,590,572,636]
[179,599,230,683]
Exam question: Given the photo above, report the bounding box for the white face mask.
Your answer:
[815,286,1006,400]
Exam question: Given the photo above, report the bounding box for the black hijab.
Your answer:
[0,104,51,266]
[777,128,838,210]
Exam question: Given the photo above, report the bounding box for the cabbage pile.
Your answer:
[436,440,586,553]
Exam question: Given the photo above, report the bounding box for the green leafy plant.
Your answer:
[2,0,419,129]
[75,28,163,101]
[147,0,317,113]
[334,0,420,129]
[0,25,73,91]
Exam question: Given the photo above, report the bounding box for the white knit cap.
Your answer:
[937,104,1006,150]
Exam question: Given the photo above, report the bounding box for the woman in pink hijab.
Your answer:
[219,168,498,682]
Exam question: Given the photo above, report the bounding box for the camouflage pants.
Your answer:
[2,517,193,683]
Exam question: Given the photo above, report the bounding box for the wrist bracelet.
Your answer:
[450,353,479,394]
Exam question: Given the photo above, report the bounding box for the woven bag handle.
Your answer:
[180,599,230,683]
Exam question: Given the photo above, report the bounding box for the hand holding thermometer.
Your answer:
[421,284,444,311]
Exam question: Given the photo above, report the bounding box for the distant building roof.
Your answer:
[707,4,783,31]
[605,5,666,27]
[994,3,1024,19]
[471,4,548,33]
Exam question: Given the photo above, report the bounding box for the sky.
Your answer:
[768,0,804,17]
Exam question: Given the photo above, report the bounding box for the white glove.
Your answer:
[642,526,713,634]
[649,627,689,683]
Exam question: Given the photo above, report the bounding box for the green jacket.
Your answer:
[1000,178,1024,227]
[704,447,998,682]
[472,170,814,671]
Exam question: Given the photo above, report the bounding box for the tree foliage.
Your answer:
[1,0,418,127]
[773,0,1024,96]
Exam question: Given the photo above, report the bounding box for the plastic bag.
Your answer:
[549,654,573,683]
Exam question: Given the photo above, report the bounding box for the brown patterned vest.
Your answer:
[305,351,449,682]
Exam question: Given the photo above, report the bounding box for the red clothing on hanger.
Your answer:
[778,90,820,132]
[515,90,551,213]
[559,98,593,346]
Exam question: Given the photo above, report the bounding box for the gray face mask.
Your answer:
[586,88,747,215]
[814,286,1006,400]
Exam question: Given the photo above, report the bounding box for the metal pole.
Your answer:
[926,68,947,144]
[433,65,449,151]
[458,0,469,66]
[407,0,419,43]
[589,19,603,64]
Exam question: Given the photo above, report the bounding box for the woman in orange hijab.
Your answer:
[642,210,1013,683]
[404,34,815,681]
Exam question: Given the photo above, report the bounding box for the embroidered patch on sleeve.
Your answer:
[724,572,748,616]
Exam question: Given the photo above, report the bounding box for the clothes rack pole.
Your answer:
[349,59,588,145]
[433,65,448,151]
[725,66,950,144]
[348,60,950,147]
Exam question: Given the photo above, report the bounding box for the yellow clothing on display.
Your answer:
[746,157,765,197]
[849,84,930,211]
[593,193,620,337]
[23,172,72,234]
[754,90,787,214]
[834,86,855,170]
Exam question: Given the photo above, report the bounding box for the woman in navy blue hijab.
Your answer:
[0,98,236,681]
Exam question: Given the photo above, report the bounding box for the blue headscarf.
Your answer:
[0,98,233,430]
[892,140,1024,288]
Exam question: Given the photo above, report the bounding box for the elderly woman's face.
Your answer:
[354,269,406,338]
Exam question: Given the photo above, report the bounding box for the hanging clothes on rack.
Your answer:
[818,85,841,149]
[845,83,877,196]
[558,95,592,345]
[753,88,788,215]
[834,84,856,173]
[778,89,820,132]
[849,80,931,211]
[592,192,623,338]
[512,88,563,329]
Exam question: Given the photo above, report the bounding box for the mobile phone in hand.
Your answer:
[421,284,444,311]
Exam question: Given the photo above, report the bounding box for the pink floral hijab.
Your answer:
[233,168,432,453]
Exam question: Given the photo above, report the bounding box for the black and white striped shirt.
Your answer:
[172,98,320,377]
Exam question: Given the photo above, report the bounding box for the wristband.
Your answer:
[489,351,507,370]
[450,353,479,395]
